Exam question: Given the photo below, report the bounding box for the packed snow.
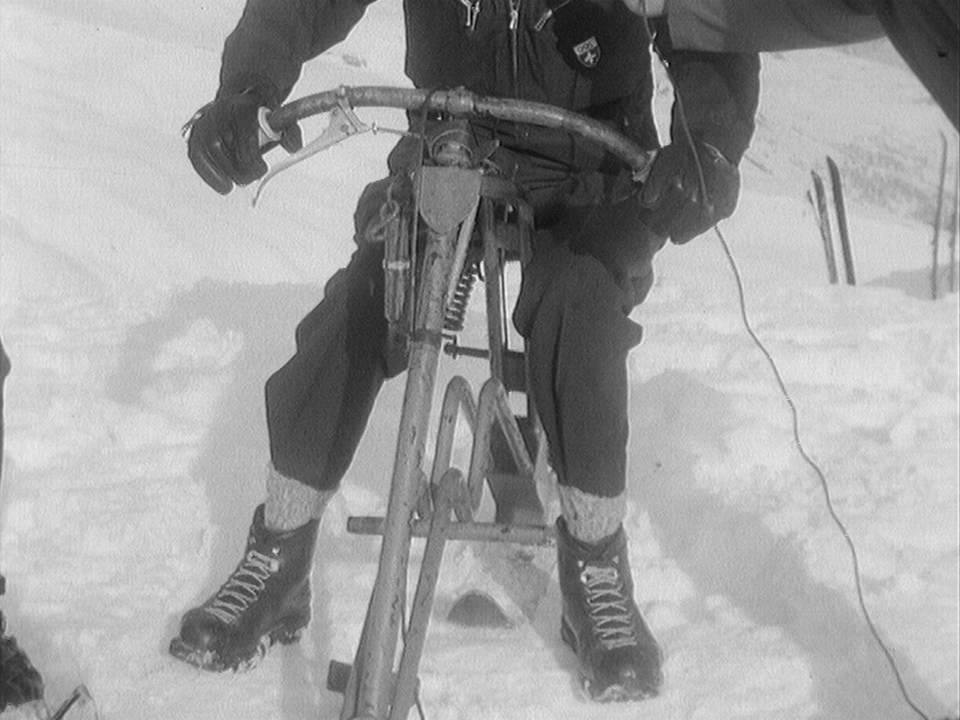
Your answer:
[1,2,957,719]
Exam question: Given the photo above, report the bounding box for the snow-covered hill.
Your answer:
[1,2,957,719]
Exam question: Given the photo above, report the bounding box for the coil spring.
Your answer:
[444,261,480,332]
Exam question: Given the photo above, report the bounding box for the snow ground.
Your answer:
[1,1,957,719]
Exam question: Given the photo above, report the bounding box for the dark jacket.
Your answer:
[665,0,958,129]
[215,0,760,165]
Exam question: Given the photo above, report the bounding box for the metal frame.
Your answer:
[329,123,553,720]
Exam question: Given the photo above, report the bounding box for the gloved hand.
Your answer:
[183,90,302,195]
[638,138,740,244]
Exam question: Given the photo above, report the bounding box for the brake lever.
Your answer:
[253,99,370,206]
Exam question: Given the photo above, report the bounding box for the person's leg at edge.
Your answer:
[0,338,47,711]
[514,198,665,701]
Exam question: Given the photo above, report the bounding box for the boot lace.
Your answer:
[580,559,638,649]
[206,550,279,624]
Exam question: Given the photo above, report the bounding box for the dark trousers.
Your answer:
[265,144,663,498]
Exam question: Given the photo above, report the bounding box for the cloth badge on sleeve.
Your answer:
[573,36,601,67]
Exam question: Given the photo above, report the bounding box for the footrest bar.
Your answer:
[347,516,554,545]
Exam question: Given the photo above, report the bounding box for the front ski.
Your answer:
[445,541,554,629]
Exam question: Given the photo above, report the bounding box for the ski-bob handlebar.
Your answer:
[266,85,656,175]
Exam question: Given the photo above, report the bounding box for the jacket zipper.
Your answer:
[533,0,573,31]
[450,0,521,97]
[509,0,520,96]
[457,0,481,31]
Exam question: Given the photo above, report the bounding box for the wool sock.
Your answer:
[264,465,335,532]
[558,484,626,545]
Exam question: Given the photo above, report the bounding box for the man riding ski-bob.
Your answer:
[172,0,759,702]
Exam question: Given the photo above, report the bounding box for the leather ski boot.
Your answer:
[557,517,663,702]
[170,504,319,672]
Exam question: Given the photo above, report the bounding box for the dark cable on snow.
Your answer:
[643,10,933,717]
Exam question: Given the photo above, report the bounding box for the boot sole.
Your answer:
[169,621,306,673]
[581,679,658,703]
[560,618,660,703]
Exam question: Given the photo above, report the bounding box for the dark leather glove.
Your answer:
[183,90,302,195]
[638,138,740,244]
